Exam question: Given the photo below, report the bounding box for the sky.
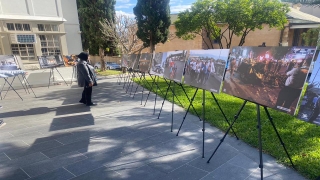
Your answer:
[115,0,195,18]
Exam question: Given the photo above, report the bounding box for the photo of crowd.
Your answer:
[139,53,152,73]
[298,50,320,125]
[0,55,19,70]
[163,50,187,82]
[150,52,167,77]
[222,46,314,115]
[183,49,228,93]
[38,55,65,69]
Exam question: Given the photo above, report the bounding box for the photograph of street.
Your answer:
[222,46,315,115]
[139,53,152,73]
[150,52,167,77]
[183,49,228,93]
[297,50,320,125]
[163,50,187,82]
[38,55,64,69]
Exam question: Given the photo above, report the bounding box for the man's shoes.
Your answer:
[86,103,97,106]
[0,120,6,128]
[79,100,86,104]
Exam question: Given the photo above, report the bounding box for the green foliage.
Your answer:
[133,0,171,52]
[77,0,116,55]
[174,0,289,49]
[302,27,320,49]
[136,77,320,180]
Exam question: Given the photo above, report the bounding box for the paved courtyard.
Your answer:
[0,75,306,180]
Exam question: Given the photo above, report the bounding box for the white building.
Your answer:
[0,0,82,68]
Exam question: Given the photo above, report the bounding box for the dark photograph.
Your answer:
[129,54,140,70]
[38,55,64,69]
[222,46,314,115]
[297,50,320,125]
[183,49,229,93]
[150,52,167,77]
[0,55,19,70]
[139,53,152,73]
[163,50,187,82]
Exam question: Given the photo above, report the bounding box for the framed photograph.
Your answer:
[129,54,139,70]
[150,52,167,77]
[139,53,152,73]
[121,54,129,68]
[222,46,315,115]
[297,50,320,125]
[183,49,229,93]
[163,50,187,82]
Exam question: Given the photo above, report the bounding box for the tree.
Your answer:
[100,14,145,56]
[133,0,171,53]
[175,0,289,49]
[302,26,320,48]
[77,0,116,70]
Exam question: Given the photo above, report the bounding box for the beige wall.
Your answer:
[140,25,203,53]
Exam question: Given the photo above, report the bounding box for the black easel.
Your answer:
[157,80,172,119]
[144,74,158,107]
[202,89,206,158]
[206,100,295,180]
[48,66,68,88]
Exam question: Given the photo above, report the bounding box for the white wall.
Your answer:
[61,0,82,55]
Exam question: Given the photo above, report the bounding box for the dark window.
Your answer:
[17,35,36,43]
[7,23,15,30]
[15,24,23,31]
[38,24,44,31]
[23,24,30,31]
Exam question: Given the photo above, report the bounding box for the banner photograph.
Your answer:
[297,50,320,125]
[121,54,130,68]
[163,50,187,82]
[183,49,229,93]
[0,55,20,70]
[150,52,167,77]
[222,46,315,115]
[139,53,152,73]
[38,55,65,69]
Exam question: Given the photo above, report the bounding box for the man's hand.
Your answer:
[89,82,93,87]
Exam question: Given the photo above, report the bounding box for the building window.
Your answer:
[11,44,35,61]
[39,35,61,56]
[17,35,36,43]
[7,23,31,31]
[37,24,59,31]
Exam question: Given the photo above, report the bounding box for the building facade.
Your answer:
[0,0,82,67]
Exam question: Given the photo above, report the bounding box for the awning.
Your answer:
[0,15,67,22]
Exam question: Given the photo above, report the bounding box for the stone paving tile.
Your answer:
[159,164,209,180]
[4,140,63,159]
[0,166,30,180]
[0,153,10,163]
[27,168,75,180]
[4,152,49,167]
[21,151,87,178]
[0,140,29,153]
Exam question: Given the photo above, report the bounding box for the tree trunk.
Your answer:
[99,48,106,71]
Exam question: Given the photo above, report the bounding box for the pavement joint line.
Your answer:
[62,167,77,178]
[39,152,50,159]
[3,152,11,160]
[20,167,31,178]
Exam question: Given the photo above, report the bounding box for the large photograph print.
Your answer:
[150,52,167,77]
[38,55,64,69]
[297,50,320,125]
[183,49,229,93]
[222,46,314,115]
[129,54,140,70]
[0,55,19,70]
[163,50,187,82]
[139,53,152,73]
[121,54,129,68]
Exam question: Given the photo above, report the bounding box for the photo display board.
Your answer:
[150,52,167,77]
[183,49,229,93]
[222,46,315,115]
[0,55,21,70]
[297,50,320,125]
[121,54,129,68]
[129,54,139,70]
[139,53,152,73]
[38,55,65,69]
[163,50,187,82]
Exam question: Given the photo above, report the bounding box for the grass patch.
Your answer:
[96,69,123,76]
[135,76,320,180]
